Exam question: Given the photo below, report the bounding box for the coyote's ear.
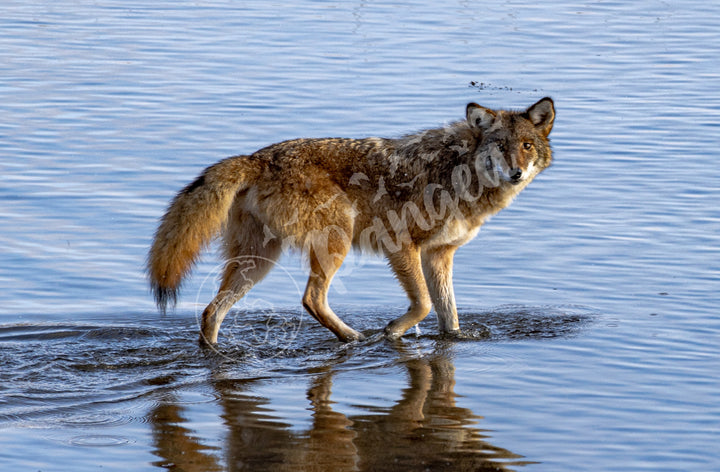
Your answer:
[526,97,555,137]
[466,103,496,130]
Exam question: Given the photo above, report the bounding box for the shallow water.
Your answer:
[1,0,719,470]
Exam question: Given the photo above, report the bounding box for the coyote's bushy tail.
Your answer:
[147,155,254,312]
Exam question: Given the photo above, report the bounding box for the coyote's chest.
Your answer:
[425,216,481,248]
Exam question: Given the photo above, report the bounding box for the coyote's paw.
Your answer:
[439,328,463,340]
[340,329,366,343]
[198,334,217,347]
[383,324,404,341]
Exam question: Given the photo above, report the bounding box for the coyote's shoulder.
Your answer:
[148,97,555,344]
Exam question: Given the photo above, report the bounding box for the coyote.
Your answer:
[148,97,555,344]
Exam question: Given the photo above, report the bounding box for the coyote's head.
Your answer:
[466,97,555,186]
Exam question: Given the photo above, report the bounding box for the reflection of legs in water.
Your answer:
[353,354,524,469]
[148,394,222,471]
[306,370,359,468]
[210,377,305,469]
[205,351,524,471]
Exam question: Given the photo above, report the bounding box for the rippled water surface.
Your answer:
[1,1,719,470]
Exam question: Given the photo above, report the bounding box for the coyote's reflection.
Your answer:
[149,395,224,471]
[151,344,528,471]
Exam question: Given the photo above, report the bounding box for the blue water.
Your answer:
[1,1,719,470]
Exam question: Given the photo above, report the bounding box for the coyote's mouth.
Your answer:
[486,156,523,184]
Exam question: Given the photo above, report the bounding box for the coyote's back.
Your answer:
[148,97,555,344]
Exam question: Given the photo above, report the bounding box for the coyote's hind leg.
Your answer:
[200,212,281,345]
[301,229,363,342]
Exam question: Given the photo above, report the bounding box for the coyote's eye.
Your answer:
[497,143,506,153]
[523,142,533,150]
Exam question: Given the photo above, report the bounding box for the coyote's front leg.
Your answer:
[384,245,433,339]
[421,245,460,333]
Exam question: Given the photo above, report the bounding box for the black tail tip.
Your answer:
[152,283,178,314]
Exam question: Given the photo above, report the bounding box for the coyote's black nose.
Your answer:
[509,168,523,182]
